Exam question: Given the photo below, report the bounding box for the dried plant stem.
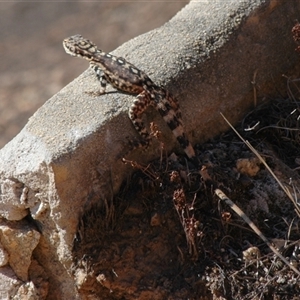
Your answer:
[215,188,300,276]
[251,69,258,107]
[220,112,300,216]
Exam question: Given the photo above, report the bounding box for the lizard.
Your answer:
[63,34,199,167]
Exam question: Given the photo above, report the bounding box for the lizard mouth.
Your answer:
[63,42,76,56]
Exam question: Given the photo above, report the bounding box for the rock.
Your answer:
[0,266,22,299]
[0,243,9,266]
[0,0,300,298]
[0,264,48,300]
[14,282,40,300]
[236,157,261,177]
[0,219,40,281]
[150,212,162,227]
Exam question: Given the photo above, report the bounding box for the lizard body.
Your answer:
[63,35,198,166]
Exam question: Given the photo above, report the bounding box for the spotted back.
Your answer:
[63,34,156,94]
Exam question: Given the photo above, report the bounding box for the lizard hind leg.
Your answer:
[127,91,153,151]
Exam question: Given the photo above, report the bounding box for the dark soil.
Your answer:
[71,87,300,299]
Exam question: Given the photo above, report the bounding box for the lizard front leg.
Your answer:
[90,63,108,94]
[128,91,153,149]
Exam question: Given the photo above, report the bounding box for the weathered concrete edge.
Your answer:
[1,0,300,298]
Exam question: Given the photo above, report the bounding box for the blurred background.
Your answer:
[0,1,188,148]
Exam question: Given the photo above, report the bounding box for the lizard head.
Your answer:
[63,34,98,59]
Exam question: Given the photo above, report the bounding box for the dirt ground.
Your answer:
[72,87,300,299]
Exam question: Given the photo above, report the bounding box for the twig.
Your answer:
[251,69,258,107]
[215,188,300,276]
[220,112,300,217]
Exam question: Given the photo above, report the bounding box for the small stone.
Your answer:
[150,212,161,227]
[236,157,261,177]
[0,244,9,266]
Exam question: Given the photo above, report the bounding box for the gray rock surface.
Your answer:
[0,0,300,298]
